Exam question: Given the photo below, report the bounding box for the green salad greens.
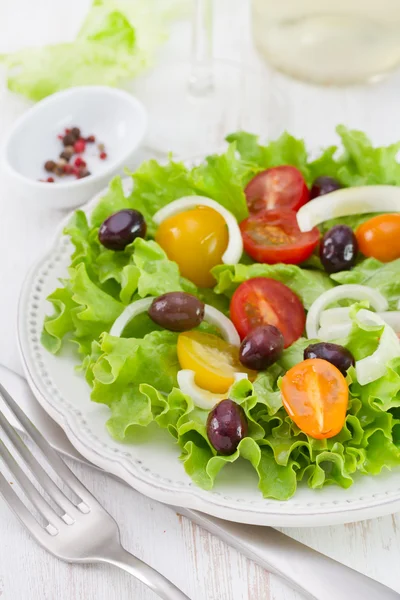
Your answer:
[2,0,186,101]
[42,126,400,500]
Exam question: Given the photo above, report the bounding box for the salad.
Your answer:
[41,125,400,501]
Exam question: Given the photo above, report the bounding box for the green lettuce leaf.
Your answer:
[41,263,123,357]
[41,285,78,354]
[126,144,251,236]
[332,258,400,309]
[2,0,184,101]
[226,131,310,183]
[41,226,198,357]
[333,125,400,187]
[90,176,132,228]
[190,144,249,221]
[228,125,400,190]
[93,330,180,437]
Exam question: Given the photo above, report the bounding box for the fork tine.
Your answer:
[0,470,51,546]
[0,382,98,507]
[0,409,82,519]
[0,437,68,530]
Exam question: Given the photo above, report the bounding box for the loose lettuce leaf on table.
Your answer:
[2,0,186,101]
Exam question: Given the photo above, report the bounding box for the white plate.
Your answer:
[17,180,400,527]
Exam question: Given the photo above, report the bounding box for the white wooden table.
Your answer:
[1,1,400,598]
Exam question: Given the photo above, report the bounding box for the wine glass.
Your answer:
[131,0,288,157]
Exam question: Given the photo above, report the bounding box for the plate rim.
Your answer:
[17,178,400,527]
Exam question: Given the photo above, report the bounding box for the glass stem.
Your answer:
[188,0,214,96]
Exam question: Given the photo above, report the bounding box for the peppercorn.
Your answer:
[63,133,76,147]
[63,164,74,175]
[77,167,91,179]
[60,146,74,161]
[98,143,105,152]
[86,135,95,143]
[74,156,86,168]
[74,139,86,154]
[44,160,56,172]
[54,164,65,177]
[71,127,81,139]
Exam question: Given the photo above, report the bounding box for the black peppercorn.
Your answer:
[44,160,56,172]
[70,127,81,139]
[63,133,76,147]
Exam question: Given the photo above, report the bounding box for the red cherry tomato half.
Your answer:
[245,166,309,213]
[240,210,320,265]
[230,277,305,347]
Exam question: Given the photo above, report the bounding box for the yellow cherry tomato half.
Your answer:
[177,331,255,394]
[155,206,229,288]
[281,358,348,439]
[356,214,400,262]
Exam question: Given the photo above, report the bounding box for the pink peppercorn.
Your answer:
[74,139,86,154]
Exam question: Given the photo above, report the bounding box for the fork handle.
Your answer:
[97,544,190,600]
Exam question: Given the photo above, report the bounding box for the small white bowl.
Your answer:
[2,86,147,210]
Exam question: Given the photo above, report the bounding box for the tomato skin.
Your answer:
[240,210,320,265]
[177,331,255,393]
[229,277,305,347]
[281,358,348,439]
[245,166,309,213]
[356,214,400,262]
[155,206,229,288]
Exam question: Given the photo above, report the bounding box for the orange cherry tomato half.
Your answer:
[245,166,309,214]
[356,214,400,263]
[229,277,305,347]
[281,358,348,439]
[155,206,229,288]
[240,210,320,265]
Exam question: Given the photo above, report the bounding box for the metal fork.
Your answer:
[0,382,190,600]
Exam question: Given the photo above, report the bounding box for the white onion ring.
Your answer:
[153,196,243,264]
[297,185,400,232]
[110,297,154,337]
[204,305,240,346]
[177,370,247,409]
[109,297,240,345]
[355,309,400,385]
[320,307,400,334]
[317,323,353,341]
[306,285,388,339]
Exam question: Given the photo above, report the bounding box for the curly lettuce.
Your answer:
[41,125,400,500]
[85,336,400,499]
[229,124,400,188]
